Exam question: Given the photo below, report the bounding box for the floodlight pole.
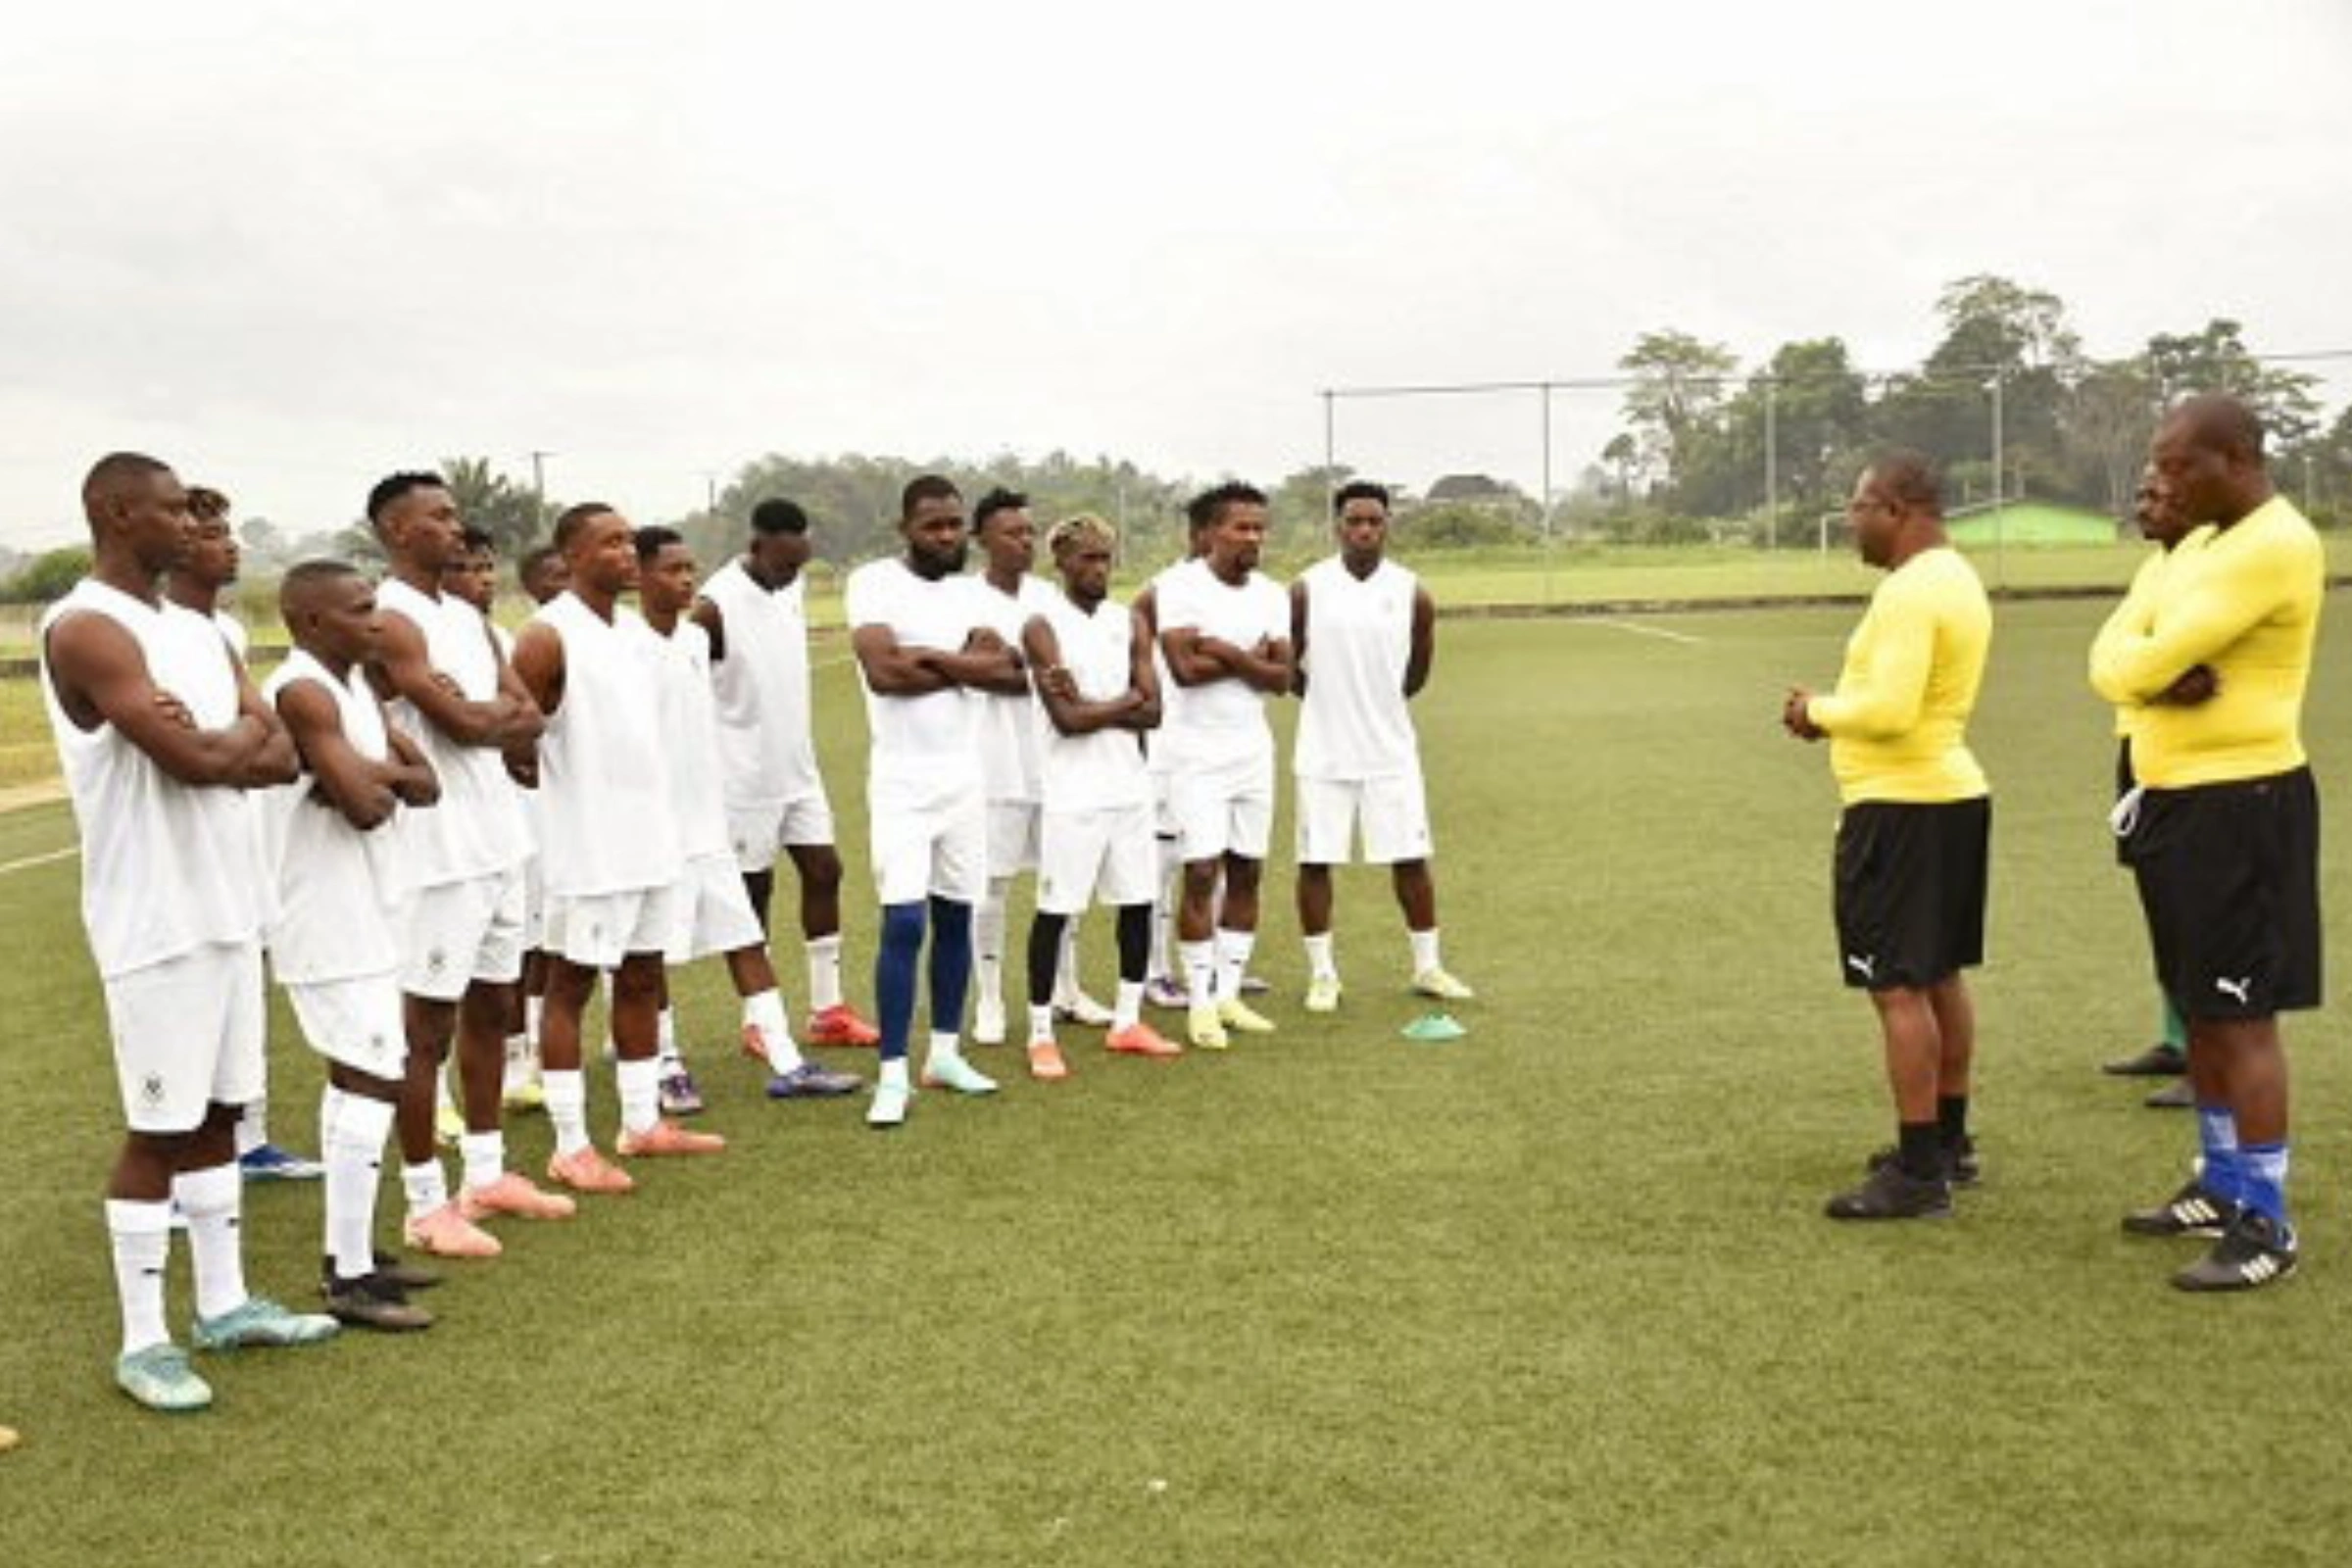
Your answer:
[1763,376,1778,551]
[1321,391,1337,512]
[530,450,556,528]
[1540,381,1555,608]
[1988,374,2005,592]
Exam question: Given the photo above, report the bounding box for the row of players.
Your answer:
[43,460,1470,1410]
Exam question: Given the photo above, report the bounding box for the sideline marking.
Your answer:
[1583,618,1705,646]
[0,845,75,877]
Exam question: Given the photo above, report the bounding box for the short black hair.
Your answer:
[458,524,495,554]
[2174,393,2267,464]
[81,452,172,522]
[1183,490,1219,536]
[519,544,563,579]
[553,502,617,554]
[1332,480,1390,515]
[750,497,809,536]
[634,524,686,562]
[366,470,446,525]
[901,473,961,520]
[1865,450,1943,514]
[278,558,363,617]
[972,487,1028,534]
[185,485,232,523]
[1198,481,1269,529]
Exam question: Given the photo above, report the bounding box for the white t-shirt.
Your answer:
[647,618,731,860]
[259,649,402,983]
[843,558,985,793]
[38,580,269,978]
[1152,558,1288,762]
[1033,587,1152,812]
[1294,556,1421,780]
[376,577,528,887]
[528,593,680,898]
[701,558,822,808]
[970,573,1053,804]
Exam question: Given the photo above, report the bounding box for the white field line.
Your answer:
[0,845,75,877]
[1581,617,1706,646]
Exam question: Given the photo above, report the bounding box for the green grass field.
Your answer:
[3,596,2351,1566]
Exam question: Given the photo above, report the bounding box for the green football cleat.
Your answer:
[191,1297,341,1352]
[116,1345,214,1413]
[1217,998,1278,1035]
[1304,976,1343,1014]
[917,1052,999,1096]
[1400,1012,1468,1043]
[1411,967,1476,1003]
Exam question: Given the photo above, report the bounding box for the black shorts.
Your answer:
[1833,798,1990,990]
[2129,766,2322,1020]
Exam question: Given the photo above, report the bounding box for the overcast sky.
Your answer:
[4,0,2347,551]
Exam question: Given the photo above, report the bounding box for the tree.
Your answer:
[2144,319,2320,448]
[237,515,290,570]
[1874,274,2081,504]
[2058,359,2160,518]
[0,546,94,604]
[1600,433,1639,505]
[1616,330,1740,494]
[440,456,553,560]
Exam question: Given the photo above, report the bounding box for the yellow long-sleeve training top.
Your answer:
[2097,533,2210,742]
[2086,496,2323,788]
[1808,544,1991,805]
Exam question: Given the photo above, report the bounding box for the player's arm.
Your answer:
[383,722,441,808]
[368,611,541,749]
[1122,609,1161,732]
[2087,549,2280,706]
[43,613,274,786]
[1803,596,1931,741]
[274,680,401,831]
[509,620,566,719]
[1289,580,1310,698]
[1227,632,1294,695]
[850,624,955,695]
[231,662,302,787]
[1402,586,1436,698]
[954,625,1031,696]
[1021,616,1136,737]
[691,597,727,662]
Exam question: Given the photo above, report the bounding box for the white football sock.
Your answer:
[1409,927,1442,974]
[402,1158,449,1221]
[325,1093,395,1284]
[460,1129,505,1193]
[172,1162,248,1320]
[1214,929,1256,1004]
[1181,940,1215,1010]
[1113,979,1144,1032]
[543,1069,589,1156]
[1305,932,1339,981]
[807,933,845,1012]
[1028,1004,1055,1046]
[743,988,803,1073]
[106,1198,173,1355]
[615,1055,661,1137]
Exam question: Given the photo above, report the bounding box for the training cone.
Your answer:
[1400,1012,1467,1043]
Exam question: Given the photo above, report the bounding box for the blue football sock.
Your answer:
[927,895,973,1035]
[875,902,927,1062]
[2194,1104,2243,1204]
[2239,1140,2291,1227]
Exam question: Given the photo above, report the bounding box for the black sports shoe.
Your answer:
[2143,1079,2195,1109]
[2121,1178,2239,1239]
[323,1272,436,1332]
[373,1250,442,1291]
[2103,1042,2187,1077]
[2173,1210,2298,1293]
[1865,1135,1981,1188]
[1826,1161,1952,1221]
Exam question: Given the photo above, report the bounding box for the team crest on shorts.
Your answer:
[425,948,448,976]
[140,1073,165,1106]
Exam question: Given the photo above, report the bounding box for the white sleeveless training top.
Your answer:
[528,592,679,898]
[375,577,527,887]
[1033,587,1151,813]
[1294,556,1420,781]
[647,619,730,860]
[700,558,820,809]
[259,649,402,983]
[38,579,267,978]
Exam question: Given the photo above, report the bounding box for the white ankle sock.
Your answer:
[402,1159,449,1221]
[1409,928,1442,974]
[615,1055,661,1137]
[743,988,802,1073]
[542,1069,590,1156]
[1304,932,1338,981]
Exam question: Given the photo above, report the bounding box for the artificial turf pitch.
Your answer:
[2,597,2350,1567]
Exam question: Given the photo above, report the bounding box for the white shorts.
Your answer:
[1037,803,1157,915]
[1295,771,1434,865]
[105,941,267,1134]
[986,801,1041,879]
[1168,749,1275,863]
[728,790,837,873]
[1151,765,1180,839]
[666,852,767,963]
[397,867,527,1001]
[286,971,409,1083]
[521,852,546,950]
[542,884,680,970]
[870,786,987,907]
